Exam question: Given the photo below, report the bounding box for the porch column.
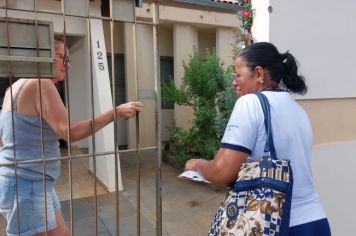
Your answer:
[124,23,156,148]
[216,28,236,68]
[123,22,137,149]
[173,24,198,129]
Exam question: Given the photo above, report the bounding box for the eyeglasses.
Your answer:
[56,53,71,65]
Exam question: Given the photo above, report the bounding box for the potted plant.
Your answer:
[238,0,254,45]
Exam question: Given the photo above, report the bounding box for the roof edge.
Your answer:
[172,0,242,11]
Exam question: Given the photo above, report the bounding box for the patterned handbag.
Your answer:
[208,93,293,236]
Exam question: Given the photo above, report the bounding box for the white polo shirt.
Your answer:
[221,91,327,227]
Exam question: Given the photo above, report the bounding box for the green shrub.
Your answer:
[162,49,237,167]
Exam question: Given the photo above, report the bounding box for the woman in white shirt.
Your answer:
[185,42,331,235]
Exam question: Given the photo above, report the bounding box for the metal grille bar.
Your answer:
[33,0,51,233]
[0,0,162,235]
[0,147,158,167]
[107,0,121,235]
[59,0,75,235]
[3,0,21,234]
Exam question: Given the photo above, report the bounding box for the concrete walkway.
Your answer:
[120,150,227,236]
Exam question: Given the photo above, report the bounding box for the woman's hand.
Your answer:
[116,101,143,119]
[184,149,249,186]
[185,159,201,171]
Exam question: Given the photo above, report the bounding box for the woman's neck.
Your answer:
[258,81,280,92]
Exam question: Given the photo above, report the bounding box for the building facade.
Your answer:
[252,1,356,235]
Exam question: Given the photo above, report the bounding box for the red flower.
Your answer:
[242,11,251,17]
[247,0,251,3]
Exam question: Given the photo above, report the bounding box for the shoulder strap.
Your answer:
[255,93,277,160]
[12,80,28,111]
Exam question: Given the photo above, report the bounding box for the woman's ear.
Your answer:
[254,66,265,79]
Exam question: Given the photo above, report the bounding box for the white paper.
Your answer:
[178,170,210,184]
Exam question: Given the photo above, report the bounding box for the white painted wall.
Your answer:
[266,0,356,99]
[251,0,269,42]
[312,141,356,235]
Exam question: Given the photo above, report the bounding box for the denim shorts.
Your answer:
[0,176,61,236]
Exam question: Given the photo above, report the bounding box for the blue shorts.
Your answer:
[290,218,331,236]
[0,176,61,236]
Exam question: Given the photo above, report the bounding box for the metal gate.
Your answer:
[0,0,162,235]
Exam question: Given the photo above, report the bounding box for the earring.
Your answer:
[260,80,264,84]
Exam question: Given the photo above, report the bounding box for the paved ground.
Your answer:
[0,149,228,236]
[120,150,228,236]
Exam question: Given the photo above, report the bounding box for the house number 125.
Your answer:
[96,40,104,71]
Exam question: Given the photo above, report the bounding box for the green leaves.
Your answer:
[183,50,224,100]
[162,49,237,167]
[238,1,254,31]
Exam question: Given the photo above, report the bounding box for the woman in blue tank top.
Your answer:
[0,36,143,236]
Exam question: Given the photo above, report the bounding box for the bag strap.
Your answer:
[255,93,277,160]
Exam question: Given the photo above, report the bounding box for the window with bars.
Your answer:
[107,53,126,105]
[160,56,174,109]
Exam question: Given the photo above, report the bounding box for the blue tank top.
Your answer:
[0,82,61,180]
